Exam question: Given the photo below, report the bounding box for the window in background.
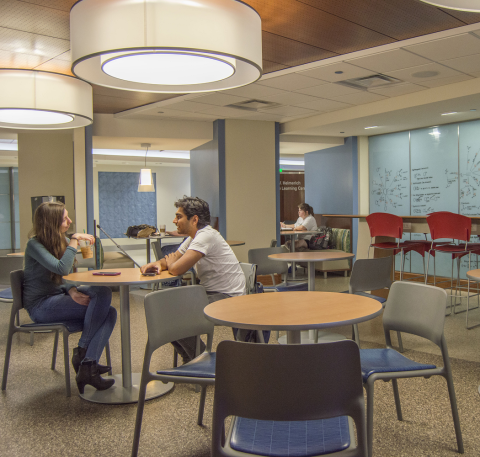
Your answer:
[0,167,19,251]
[98,171,157,238]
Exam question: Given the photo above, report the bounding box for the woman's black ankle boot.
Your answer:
[72,347,111,375]
[75,360,115,394]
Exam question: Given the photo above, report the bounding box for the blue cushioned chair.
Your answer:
[212,340,367,457]
[360,281,464,456]
[1,270,111,398]
[131,285,216,457]
[341,257,404,350]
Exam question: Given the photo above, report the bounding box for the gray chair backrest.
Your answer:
[239,263,256,295]
[383,281,447,347]
[248,247,288,276]
[212,340,366,456]
[0,257,24,286]
[10,269,24,314]
[349,257,392,294]
[144,285,213,351]
[152,240,162,261]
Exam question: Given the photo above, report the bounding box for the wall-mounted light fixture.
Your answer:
[138,143,155,192]
[70,0,262,93]
[0,69,92,130]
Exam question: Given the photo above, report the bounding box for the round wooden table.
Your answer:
[280,230,318,280]
[227,240,245,247]
[204,291,382,344]
[63,268,180,404]
[269,251,355,291]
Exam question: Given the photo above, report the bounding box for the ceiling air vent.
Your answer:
[226,99,280,111]
[336,74,403,91]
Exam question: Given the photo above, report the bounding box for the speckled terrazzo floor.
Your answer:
[1,275,480,457]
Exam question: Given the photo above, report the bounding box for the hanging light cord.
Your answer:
[144,146,149,167]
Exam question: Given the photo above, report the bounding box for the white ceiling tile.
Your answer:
[162,100,219,112]
[245,112,285,121]
[253,91,317,106]
[441,53,480,76]
[198,106,253,117]
[190,93,249,106]
[152,108,218,120]
[223,84,287,98]
[368,83,427,97]
[259,106,317,117]
[330,91,387,105]
[298,62,376,82]
[295,83,362,98]
[386,62,465,83]
[257,73,323,90]
[295,98,353,111]
[417,74,474,88]
[404,33,480,62]
[347,49,431,73]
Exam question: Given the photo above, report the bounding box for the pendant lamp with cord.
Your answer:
[138,143,155,192]
[0,69,93,130]
[419,0,480,11]
[70,0,262,93]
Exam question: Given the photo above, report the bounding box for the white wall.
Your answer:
[93,164,190,249]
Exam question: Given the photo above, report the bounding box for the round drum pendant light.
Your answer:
[70,0,263,93]
[419,0,480,11]
[0,70,93,130]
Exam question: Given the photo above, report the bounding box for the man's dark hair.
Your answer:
[174,196,211,229]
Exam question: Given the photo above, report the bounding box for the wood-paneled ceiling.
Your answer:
[1,0,480,114]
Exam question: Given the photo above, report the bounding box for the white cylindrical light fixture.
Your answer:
[0,70,93,130]
[419,0,480,11]
[70,0,263,93]
[138,143,155,192]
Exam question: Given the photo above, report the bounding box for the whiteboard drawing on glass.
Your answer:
[371,167,409,212]
[459,119,480,217]
[369,131,410,216]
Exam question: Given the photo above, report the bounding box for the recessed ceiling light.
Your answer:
[412,70,439,78]
[364,126,379,129]
[335,71,343,74]
[340,131,345,133]
[158,111,164,114]
[441,112,457,116]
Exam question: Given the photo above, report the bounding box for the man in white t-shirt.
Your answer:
[280,203,318,250]
[141,196,245,363]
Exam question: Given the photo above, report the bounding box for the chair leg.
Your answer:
[397,331,404,353]
[63,331,71,397]
[352,323,360,347]
[15,310,20,326]
[365,381,375,457]
[1,326,15,391]
[392,379,403,421]
[131,369,151,457]
[30,331,34,346]
[51,330,59,370]
[197,386,208,426]
[173,348,178,368]
[105,342,112,376]
[444,373,465,453]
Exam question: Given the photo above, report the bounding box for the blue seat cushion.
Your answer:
[360,348,436,383]
[276,283,309,292]
[340,290,386,304]
[230,416,350,457]
[157,352,215,378]
[21,320,84,333]
[0,287,13,300]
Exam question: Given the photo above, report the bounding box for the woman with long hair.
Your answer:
[280,202,318,250]
[23,202,117,394]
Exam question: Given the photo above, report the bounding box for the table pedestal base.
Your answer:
[79,373,174,404]
[279,330,347,345]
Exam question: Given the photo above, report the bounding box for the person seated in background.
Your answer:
[141,196,246,364]
[23,202,117,394]
[280,202,318,250]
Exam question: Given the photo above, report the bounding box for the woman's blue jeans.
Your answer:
[29,286,117,363]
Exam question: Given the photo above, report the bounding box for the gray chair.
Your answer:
[0,256,24,328]
[131,286,216,457]
[360,281,464,456]
[345,257,403,351]
[239,262,257,295]
[212,340,367,457]
[2,270,111,398]
[248,246,288,290]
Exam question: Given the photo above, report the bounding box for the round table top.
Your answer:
[63,268,180,286]
[7,252,24,256]
[467,269,480,281]
[280,230,318,236]
[227,240,245,246]
[269,251,355,262]
[204,291,382,331]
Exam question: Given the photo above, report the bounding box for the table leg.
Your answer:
[307,262,315,291]
[146,239,151,264]
[287,330,301,344]
[78,284,174,404]
[291,234,296,280]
